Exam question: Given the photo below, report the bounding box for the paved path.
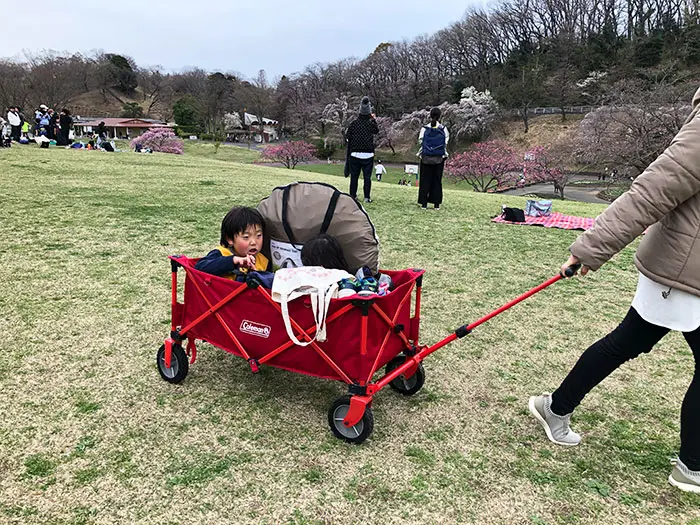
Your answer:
[501,180,610,205]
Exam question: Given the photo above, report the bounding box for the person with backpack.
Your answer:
[418,107,450,210]
[345,97,379,203]
[529,86,700,494]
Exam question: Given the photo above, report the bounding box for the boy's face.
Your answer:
[228,224,263,258]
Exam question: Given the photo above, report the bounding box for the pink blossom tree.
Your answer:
[523,145,567,198]
[130,127,183,154]
[445,140,519,192]
[262,140,317,169]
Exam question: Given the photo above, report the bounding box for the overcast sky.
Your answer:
[0,0,482,80]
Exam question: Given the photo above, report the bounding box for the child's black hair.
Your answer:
[301,234,349,272]
[220,206,265,246]
[430,106,441,120]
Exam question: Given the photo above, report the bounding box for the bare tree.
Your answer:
[574,80,693,174]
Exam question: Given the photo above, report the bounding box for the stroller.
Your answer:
[157,183,578,443]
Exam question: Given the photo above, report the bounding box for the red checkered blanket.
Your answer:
[492,212,595,231]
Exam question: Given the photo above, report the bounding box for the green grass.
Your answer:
[285,161,478,191]
[1,145,698,523]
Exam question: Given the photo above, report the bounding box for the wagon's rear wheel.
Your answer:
[328,395,373,444]
[156,343,189,384]
[385,356,425,396]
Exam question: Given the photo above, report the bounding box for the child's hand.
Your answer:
[233,255,256,268]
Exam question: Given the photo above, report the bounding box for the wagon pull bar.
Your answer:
[459,265,579,336]
[376,265,581,390]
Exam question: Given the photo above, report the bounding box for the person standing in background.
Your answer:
[345,97,379,203]
[417,107,449,210]
[374,159,386,182]
[7,107,21,141]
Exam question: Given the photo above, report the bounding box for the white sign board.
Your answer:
[404,164,419,174]
[189,135,198,140]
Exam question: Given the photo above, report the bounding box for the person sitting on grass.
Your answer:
[195,206,272,278]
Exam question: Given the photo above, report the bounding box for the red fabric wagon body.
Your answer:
[166,256,424,387]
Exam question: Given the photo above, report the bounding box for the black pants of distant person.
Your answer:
[349,156,373,200]
[551,306,700,471]
[418,160,444,208]
[10,125,20,141]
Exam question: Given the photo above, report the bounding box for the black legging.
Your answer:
[551,307,700,470]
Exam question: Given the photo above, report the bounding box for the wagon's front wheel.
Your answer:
[385,356,425,396]
[156,343,189,384]
[328,395,374,444]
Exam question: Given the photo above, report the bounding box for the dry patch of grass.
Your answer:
[0,145,698,524]
[494,114,585,150]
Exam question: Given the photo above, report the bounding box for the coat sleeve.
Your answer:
[370,118,379,134]
[194,249,236,275]
[570,109,700,270]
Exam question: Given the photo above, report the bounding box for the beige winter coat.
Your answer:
[570,86,700,297]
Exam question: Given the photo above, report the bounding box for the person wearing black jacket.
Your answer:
[345,97,379,203]
[57,108,73,146]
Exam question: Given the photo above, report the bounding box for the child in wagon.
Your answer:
[195,206,272,278]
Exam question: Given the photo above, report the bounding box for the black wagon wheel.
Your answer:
[328,395,374,444]
[385,356,425,396]
[156,343,189,384]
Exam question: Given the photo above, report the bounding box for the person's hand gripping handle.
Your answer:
[561,254,587,278]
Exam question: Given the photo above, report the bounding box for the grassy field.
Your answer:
[283,162,481,192]
[1,145,698,524]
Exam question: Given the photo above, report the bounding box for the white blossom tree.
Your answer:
[223,111,242,131]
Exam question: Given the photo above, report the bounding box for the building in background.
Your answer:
[73,117,173,139]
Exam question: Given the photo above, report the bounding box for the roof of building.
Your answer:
[74,118,171,128]
[244,112,278,126]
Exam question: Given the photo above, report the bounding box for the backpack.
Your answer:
[502,207,526,222]
[421,125,446,157]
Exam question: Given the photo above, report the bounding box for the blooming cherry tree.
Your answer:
[130,127,183,154]
[523,145,567,198]
[262,141,317,169]
[445,140,519,192]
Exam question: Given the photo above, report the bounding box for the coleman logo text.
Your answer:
[240,320,271,338]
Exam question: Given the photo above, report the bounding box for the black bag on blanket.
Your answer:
[502,207,525,222]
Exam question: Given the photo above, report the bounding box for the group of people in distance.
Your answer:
[344,96,447,210]
[1,105,73,147]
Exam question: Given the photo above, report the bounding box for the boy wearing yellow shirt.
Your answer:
[195,207,271,278]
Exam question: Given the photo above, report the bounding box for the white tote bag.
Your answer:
[272,267,353,346]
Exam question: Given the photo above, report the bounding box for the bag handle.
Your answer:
[280,291,317,346]
[281,185,303,249]
[320,190,341,235]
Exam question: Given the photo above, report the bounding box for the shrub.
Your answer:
[261,141,316,169]
[121,102,143,118]
[130,127,183,154]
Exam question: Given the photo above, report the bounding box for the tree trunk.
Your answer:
[520,108,530,133]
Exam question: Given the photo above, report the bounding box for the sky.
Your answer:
[0,0,483,80]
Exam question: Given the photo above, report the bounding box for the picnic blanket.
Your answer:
[492,211,595,231]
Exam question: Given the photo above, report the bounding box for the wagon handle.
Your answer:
[562,263,582,278]
[376,267,580,392]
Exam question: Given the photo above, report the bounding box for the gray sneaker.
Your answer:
[528,392,581,446]
[669,458,700,494]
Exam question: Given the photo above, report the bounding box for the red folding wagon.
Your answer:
[158,255,578,443]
